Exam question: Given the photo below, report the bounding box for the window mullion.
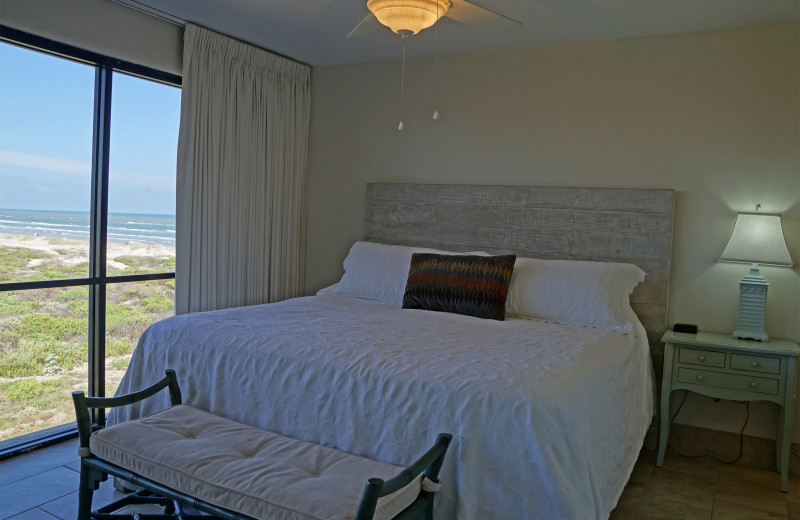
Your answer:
[88,63,112,425]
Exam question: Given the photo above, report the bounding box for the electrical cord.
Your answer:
[667,390,750,464]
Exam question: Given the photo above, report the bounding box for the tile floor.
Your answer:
[0,440,124,520]
[610,450,799,520]
[0,441,797,520]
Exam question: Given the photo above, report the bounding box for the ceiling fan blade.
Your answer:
[346,12,383,38]
[445,0,523,33]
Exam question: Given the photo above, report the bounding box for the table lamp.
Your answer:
[718,207,793,342]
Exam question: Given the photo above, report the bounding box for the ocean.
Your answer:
[0,208,175,245]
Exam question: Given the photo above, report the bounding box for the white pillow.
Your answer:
[332,241,457,304]
[505,257,645,331]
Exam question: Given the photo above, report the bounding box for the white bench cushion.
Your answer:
[90,405,421,520]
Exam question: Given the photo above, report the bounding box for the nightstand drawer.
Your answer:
[678,347,725,368]
[730,353,780,375]
[677,367,779,395]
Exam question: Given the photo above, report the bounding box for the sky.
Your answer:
[0,42,180,215]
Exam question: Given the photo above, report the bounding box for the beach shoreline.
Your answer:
[0,233,175,271]
[0,208,176,246]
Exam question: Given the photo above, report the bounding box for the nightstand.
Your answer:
[656,330,799,492]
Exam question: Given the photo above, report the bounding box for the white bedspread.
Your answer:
[111,293,654,520]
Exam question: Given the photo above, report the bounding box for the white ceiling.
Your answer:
[121,0,798,66]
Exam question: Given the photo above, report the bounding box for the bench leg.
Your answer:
[424,492,435,520]
[77,473,93,520]
[77,462,105,520]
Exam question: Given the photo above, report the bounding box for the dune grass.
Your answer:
[0,242,174,441]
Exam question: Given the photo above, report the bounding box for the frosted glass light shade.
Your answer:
[367,0,449,35]
[719,213,793,266]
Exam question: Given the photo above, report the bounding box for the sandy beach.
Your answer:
[0,233,175,272]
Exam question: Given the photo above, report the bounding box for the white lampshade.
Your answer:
[367,0,449,35]
[719,212,793,267]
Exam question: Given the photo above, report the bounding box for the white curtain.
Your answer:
[175,24,311,314]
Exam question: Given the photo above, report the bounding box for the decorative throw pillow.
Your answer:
[331,241,491,304]
[402,254,516,321]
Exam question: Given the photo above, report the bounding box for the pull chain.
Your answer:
[398,34,407,131]
[433,3,440,120]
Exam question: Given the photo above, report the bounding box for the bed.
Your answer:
[111,184,675,520]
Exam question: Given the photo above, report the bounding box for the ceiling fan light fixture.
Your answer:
[367,0,449,35]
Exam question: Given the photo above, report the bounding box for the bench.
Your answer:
[72,369,452,520]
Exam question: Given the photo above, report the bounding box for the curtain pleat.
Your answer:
[175,23,311,314]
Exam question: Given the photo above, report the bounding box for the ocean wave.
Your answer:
[1,226,175,243]
[123,221,173,226]
[0,209,176,245]
[0,219,89,229]
[111,226,172,233]
[107,232,175,242]
[0,225,90,236]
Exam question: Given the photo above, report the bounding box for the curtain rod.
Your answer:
[109,0,311,67]
[110,0,186,26]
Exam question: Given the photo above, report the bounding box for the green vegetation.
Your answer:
[121,288,142,302]
[56,288,87,301]
[0,242,174,441]
[8,261,90,283]
[106,339,136,357]
[110,255,175,275]
[47,237,80,246]
[68,299,89,317]
[0,294,36,315]
[5,378,66,402]
[17,314,86,339]
[0,353,40,378]
[141,293,174,313]
[0,248,40,282]
[35,263,90,280]
[112,357,131,371]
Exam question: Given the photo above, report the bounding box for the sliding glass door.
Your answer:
[105,71,179,398]
[0,26,180,450]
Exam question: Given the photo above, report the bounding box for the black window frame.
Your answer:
[0,25,181,458]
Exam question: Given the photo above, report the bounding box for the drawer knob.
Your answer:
[696,375,704,381]
[751,361,760,368]
[698,355,706,362]
[750,382,758,388]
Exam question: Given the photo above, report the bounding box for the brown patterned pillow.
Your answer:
[402,253,516,320]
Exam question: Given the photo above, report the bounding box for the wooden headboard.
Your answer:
[364,183,675,355]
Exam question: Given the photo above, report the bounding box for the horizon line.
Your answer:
[0,207,176,218]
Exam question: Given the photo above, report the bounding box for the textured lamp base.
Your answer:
[734,264,769,343]
[732,328,768,342]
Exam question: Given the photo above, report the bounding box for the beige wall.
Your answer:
[4,0,797,444]
[0,0,183,74]
[307,22,800,442]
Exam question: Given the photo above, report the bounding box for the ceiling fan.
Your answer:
[344,0,521,130]
[347,0,522,39]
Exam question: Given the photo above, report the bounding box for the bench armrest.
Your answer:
[72,369,182,455]
[354,432,453,520]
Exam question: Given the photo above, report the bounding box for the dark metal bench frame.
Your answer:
[72,369,452,520]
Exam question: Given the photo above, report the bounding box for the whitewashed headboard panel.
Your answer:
[364,183,675,355]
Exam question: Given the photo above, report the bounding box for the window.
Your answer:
[0,26,181,453]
